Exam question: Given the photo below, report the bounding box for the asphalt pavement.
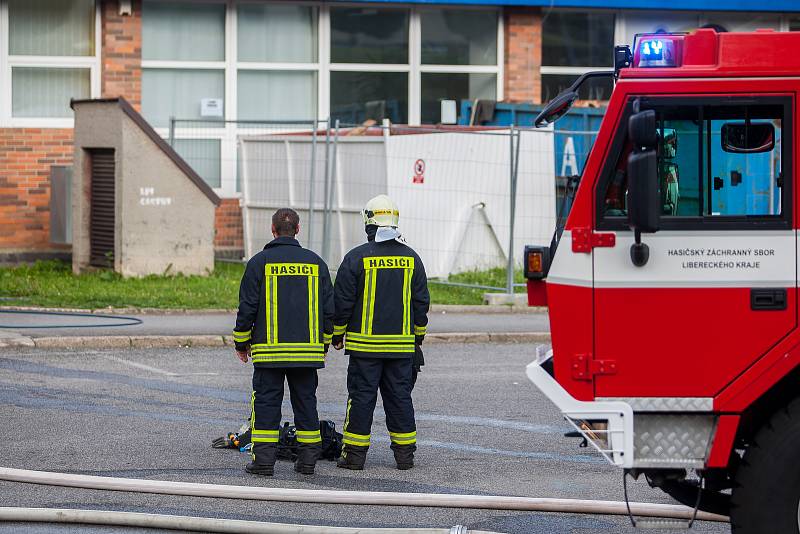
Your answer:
[0,309,549,338]
[0,343,728,533]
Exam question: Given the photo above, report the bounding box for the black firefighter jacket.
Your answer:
[333,238,430,358]
[233,236,334,368]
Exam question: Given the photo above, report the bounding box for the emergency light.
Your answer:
[635,35,681,68]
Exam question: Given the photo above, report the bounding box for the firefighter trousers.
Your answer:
[251,367,322,447]
[343,356,416,448]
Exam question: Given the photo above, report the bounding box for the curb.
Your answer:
[5,332,551,350]
[0,304,547,316]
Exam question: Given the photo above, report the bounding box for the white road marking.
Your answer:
[102,355,177,376]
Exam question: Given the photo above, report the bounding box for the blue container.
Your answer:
[457,101,605,178]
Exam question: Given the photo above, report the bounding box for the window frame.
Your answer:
[0,0,101,127]
[595,95,793,232]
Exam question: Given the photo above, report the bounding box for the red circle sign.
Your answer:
[414,159,425,176]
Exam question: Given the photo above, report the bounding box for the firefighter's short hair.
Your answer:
[272,208,300,236]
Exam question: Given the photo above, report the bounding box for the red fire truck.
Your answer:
[526,29,799,532]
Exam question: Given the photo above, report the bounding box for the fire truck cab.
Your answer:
[527,29,800,532]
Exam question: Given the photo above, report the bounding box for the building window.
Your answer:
[541,10,615,103]
[142,1,226,126]
[421,9,497,66]
[2,0,98,123]
[330,7,409,124]
[237,4,319,121]
[419,9,498,124]
[142,69,225,128]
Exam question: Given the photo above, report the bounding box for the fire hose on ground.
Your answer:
[0,466,729,532]
[0,507,495,534]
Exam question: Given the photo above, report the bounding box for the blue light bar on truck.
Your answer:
[637,37,678,68]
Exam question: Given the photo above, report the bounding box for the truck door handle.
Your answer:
[750,288,787,311]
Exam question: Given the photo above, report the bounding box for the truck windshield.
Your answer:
[602,102,784,219]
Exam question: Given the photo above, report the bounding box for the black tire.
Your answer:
[658,478,731,516]
[730,396,800,534]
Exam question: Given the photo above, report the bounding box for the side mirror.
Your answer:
[627,150,660,233]
[626,110,660,267]
[629,109,657,147]
[721,122,774,153]
[534,91,578,128]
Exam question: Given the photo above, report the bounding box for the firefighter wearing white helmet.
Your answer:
[332,194,430,471]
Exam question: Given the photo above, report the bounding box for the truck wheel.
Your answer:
[657,478,730,516]
[730,396,800,534]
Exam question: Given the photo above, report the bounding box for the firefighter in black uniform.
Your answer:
[332,194,430,470]
[233,208,334,476]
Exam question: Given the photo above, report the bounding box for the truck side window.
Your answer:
[600,98,788,227]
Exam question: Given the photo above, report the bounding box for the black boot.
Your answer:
[391,443,416,470]
[336,445,367,470]
[246,443,277,476]
[294,443,321,475]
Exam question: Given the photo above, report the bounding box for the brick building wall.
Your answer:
[214,198,244,258]
[0,129,74,258]
[504,7,542,104]
[102,0,142,110]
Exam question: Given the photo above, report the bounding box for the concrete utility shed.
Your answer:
[70,98,220,277]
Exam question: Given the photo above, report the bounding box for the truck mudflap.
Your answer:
[526,348,635,468]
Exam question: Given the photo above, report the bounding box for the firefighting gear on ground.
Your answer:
[213,420,343,462]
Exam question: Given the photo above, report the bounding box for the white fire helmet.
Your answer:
[362,194,399,227]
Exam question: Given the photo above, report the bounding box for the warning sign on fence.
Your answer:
[413,159,425,184]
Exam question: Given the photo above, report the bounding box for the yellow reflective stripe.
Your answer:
[344,398,352,433]
[266,263,319,277]
[250,391,256,435]
[271,272,278,342]
[307,273,319,344]
[413,325,427,335]
[233,329,252,340]
[362,256,415,270]
[346,342,415,353]
[389,431,417,444]
[252,430,279,436]
[252,430,280,443]
[251,354,324,362]
[296,429,322,443]
[367,267,377,334]
[334,324,347,335]
[252,343,324,351]
[264,274,274,344]
[323,333,332,343]
[343,431,370,446]
[345,332,414,343]
[402,268,410,335]
[315,276,320,343]
[360,269,371,335]
[388,431,417,438]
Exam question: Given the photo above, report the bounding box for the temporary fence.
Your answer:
[168,118,600,294]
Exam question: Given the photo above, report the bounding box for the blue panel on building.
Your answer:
[332,0,800,12]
